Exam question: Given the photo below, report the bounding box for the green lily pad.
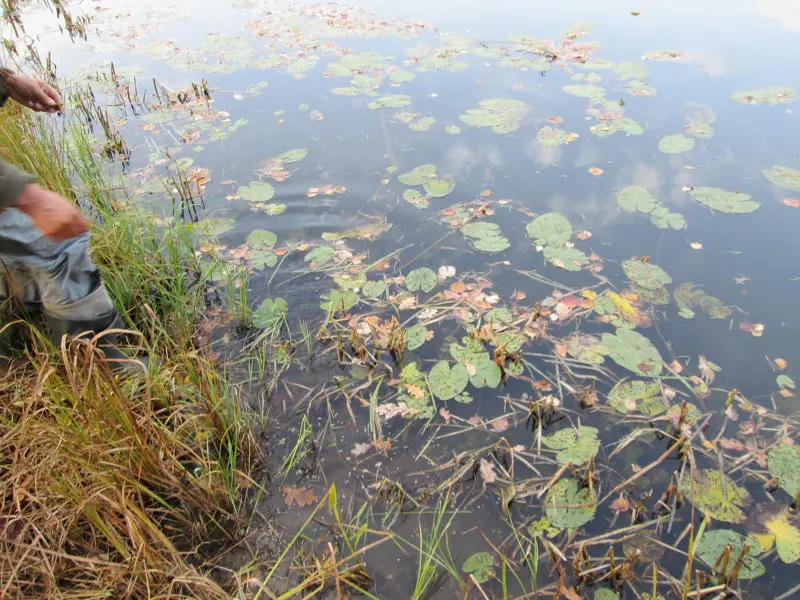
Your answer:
[238,181,275,202]
[746,503,800,564]
[545,478,596,530]
[617,186,657,213]
[169,157,194,171]
[625,80,657,97]
[615,61,649,80]
[594,590,619,600]
[768,444,800,498]
[658,134,695,154]
[278,148,308,163]
[649,206,686,230]
[406,324,428,351]
[565,332,610,365]
[458,98,531,134]
[321,289,359,313]
[445,125,461,135]
[406,268,437,293]
[304,246,335,267]
[461,552,496,584]
[608,380,667,415]
[731,86,797,105]
[362,280,386,299]
[252,297,288,328]
[536,126,576,147]
[674,283,731,319]
[403,189,429,208]
[591,117,645,137]
[542,426,600,466]
[563,84,606,98]
[688,187,760,214]
[250,250,278,270]
[680,469,752,524]
[389,69,416,83]
[602,329,663,376]
[331,87,362,96]
[256,203,287,215]
[460,221,510,253]
[367,94,412,109]
[526,213,573,245]
[543,245,588,271]
[685,122,714,139]
[398,164,437,185]
[450,339,501,388]
[695,529,765,579]
[495,332,525,352]
[423,176,455,198]
[197,217,236,237]
[247,229,277,249]
[763,165,800,191]
[622,260,672,290]
[409,116,436,132]
[428,360,469,400]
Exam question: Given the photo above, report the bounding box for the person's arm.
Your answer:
[0,67,61,112]
[0,159,34,210]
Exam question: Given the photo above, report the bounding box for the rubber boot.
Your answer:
[46,309,149,375]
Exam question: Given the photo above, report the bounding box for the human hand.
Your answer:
[15,184,89,241]
[3,72,62,113]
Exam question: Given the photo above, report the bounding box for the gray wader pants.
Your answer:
[0,206,119,355]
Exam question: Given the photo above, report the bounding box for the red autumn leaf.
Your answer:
[281,485,318,508]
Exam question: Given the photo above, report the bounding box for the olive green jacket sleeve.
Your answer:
[0,68,35,210]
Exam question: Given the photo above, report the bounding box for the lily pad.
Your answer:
[746,503,800,563]
[545,478,596,530]
[278,148,308,163]
[247,229,277,249]
[252,297,288,328]
[617,186,657,213]
[542,426,600,466]
[602,329,663,376]
[658,134,695,154]
[536,126,577,147]
[428,361,469,400]
[622,260,672,290]
[398,164,437,185]
[763,165,800,191]
[695,529,765,579]
[450,339,502,388]
[389,69,415,83]
[321,289,359,313]
[409,117,436,132]
[543,245,588,271]
[688,187,760,214]
[608,380,667,415]
[680,469,752,524]
[685,122,714,139]
[615,61,649,80]
[594,591,619,600]
[625,80,657,97]
[649,206,686,230]
[458,98,531,134]
[461,552,495,584]
[362,280,386,299]
[674,283,730,319]
[445,125,461,135]
[563,84,606,99]
[304,246,334,267]
[406,267,437,293]
[526,212,573,245]
[769,444,800,498]
[461,221,510,253]
[591,117,645,137]
[565,332,610,365]
[406,324,428,351]
[403,189,429,208]
[238,181,275,202]
[424,176,455,198]
[367,94,412,109]
[731,86,797,105]
[250,250,278,270]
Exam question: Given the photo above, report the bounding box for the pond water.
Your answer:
[15,0,800,597]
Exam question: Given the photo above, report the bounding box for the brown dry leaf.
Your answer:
[698,355,718,383]
[405,384,425,399]
[468,415,484,426]
[225,194,241,201]
[221,179,235,185]
[576,230,592,240]
[690,242,703,250]
[373,435,392,451]
[479,458,497,483]
[719,438,748,452]
[560,587,583,600]
[142,123,156,131]
[555,343,568,358]
[351,442,371,456]
[281,485,318,508]
[511,290,526,301]
[480,189,492,197]
[439,407,451,422]
[740,322,765,337]
[725,404,739,421]
[610,495,630,512]
[775,358,788,370]
[779,388,795,398]
[588,167,604,177]
[546,116,564,124]
[450,281,466,293]
[275,248,288,256]
[783,198,800,208]
[534,380,553,392]
[235,470,252,489]
[464,360,478,377]
[491,418,510,433]
[739,421,757,435]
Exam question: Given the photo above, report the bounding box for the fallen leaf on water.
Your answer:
[690,242,703,250]
[439,407,451,422]
[775,358,788,370]
[491,418,510,433]
[588,167,604,176]
[670,359,684,373]
[373,435,392,451]
[479,458,497,483]
[699,355,719,383]
[610,495,630,512]
[511,290,526,301]
[576,230,592,240]
[405,384,425,399]
[631,10,641,16]
[783,198,800,208]
[450,281,466,293]
[534,380,553,392]
[225,194,240,201]
[468,415,484,426]
[281,485,318,508]
[143,123,156,131]
[438,265,456,279]
[221,179,235,185]
[740,322,765,337]
[275,248,288,256]
[351,442,371,456]
[555,343,568,358]
[780,388,795,398]
[546,116,564,124]
[464,360,478,377]
[480,190,492,197]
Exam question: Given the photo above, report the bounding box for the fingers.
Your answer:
[28,81,60,113]
[37,81,62,109]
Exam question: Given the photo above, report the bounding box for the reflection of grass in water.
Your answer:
[0,92,260,597]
